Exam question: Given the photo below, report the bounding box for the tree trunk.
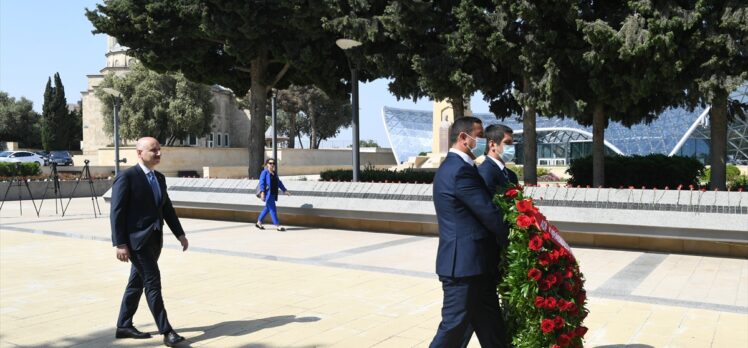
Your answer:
[592,103,606,188]
[522,77,537,185]
[709,92,728,190]
[287,112,296,148]
[309,106,318,149]
[248,53,269,178]
[451,95,465,119]
[297,132,304,149]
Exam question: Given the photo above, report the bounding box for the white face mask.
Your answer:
[500,144,516,162]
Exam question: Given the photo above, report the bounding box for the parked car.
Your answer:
[49,151,74,166]
[34,151,50,166]
[0,151,45,166]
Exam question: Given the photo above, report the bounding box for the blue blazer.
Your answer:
[478,158,519,198]
[110,165,185,251]
[433,152,507,278]
[258,169,287,201]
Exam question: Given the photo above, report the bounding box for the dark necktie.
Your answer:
[147,172,161,205]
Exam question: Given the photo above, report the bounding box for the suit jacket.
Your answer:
[478,158,519,198]
[258,169,287,201]
[433,152,507,278]
[110,165,185,251]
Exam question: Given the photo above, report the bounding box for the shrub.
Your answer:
[320,168,435,183]
[700,165,741,183]
[730,175,748,190]
[0,162,41,177]
[567,154,704,188]
[508,165,551,181]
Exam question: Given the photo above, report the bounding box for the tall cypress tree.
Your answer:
[41,73,70,150]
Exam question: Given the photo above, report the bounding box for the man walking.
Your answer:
[110,137,188,346]
[430,117,510,348]
[479,124,519,198]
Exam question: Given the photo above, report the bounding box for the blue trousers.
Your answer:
[430,275,508,348]
[258,194,279,225]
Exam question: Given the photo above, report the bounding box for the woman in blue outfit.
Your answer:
[256,158,291,231]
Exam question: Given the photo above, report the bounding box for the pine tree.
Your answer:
[41,74,70,150]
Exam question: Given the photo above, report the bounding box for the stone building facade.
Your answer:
[80,37,251,154]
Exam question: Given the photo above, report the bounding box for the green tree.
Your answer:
[95,63,214,146]
[638,0,748,190]
[324,1,509,119]
[0,92,42,148]
[349,139,379,148]
[525,2,690,187]
[276,85,351,149]
[41,73,76,150]
[86,0,350,177]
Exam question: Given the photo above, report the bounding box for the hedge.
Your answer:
[320,168,435,183]
[0,162,42,177]
[567,154,704,188]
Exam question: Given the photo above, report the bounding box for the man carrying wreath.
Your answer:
[429,116,510,348]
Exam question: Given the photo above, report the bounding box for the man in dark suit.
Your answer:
[430,117,509,348]
[111,137,188,347]
[478,124,519,198]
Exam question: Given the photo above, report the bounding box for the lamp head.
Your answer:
[336,38,362,50]
[101,87,122,98]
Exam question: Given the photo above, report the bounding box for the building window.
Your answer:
[224,134,229,147]
[217,133,222,147]
[207,133,214,148]
[188,134,198,146]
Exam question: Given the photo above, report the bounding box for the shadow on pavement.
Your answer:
[13,315,321,347]
[179,315,321,345]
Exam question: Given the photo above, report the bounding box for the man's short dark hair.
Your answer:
[449,116,482,143]
[484,124,513,144]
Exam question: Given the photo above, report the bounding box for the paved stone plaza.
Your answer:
[1,198,746,347]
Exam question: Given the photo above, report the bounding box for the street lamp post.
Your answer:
[336,38,363,182]
[271,89,278,174]
[101,88,124,176]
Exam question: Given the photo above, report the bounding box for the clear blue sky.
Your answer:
[0,1,490,148]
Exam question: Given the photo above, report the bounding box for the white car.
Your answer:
[0,151,45,166]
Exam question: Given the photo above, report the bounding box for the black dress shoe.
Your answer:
[115,326,152,339]
[163,330,185,347]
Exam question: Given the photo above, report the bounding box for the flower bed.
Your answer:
[495,185,589,347]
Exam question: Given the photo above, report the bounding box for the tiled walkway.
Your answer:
[1,199,746,347]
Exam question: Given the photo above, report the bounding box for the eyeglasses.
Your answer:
[267,162,275,165]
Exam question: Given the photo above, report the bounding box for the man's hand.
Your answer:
[116,245,130,262]
[178,235,189,251]
[285,191,291,196]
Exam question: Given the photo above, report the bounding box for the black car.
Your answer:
[49,151,74,166]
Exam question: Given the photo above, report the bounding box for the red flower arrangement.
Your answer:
[495,184,589,347]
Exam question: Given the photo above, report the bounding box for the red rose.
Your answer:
[549,250,560,262]
[552,345,561,348]
[516,199,534,213]
[557,299,568,309]
[534,296,545,308]
[528,235,543,251]
[528,268,542,281]
[563,281,573,292]
[505,188,519,198]
[538,253,551,266]
[540,281,551,291]
[569,306,580,317]
[544,297,557,309]
[541,319,555,333]
[542,231,551,240]
[557,333,571,347]
[553,316,565,328]
[574,326,588,337]
[517,214,535,229]
[545,274,558,286]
